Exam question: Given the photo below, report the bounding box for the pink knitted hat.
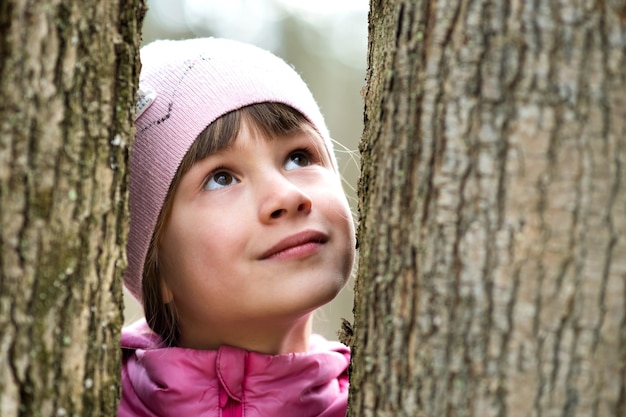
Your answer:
[125,37,335,302]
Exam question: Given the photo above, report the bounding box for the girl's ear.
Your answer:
[160,281,174,304]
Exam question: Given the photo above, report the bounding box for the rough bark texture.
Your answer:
[349,1,626,416]
[0,0,144,416]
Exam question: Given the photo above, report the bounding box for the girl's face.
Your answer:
[159,119,355,351]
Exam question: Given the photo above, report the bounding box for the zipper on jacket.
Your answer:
[222,395,242,417]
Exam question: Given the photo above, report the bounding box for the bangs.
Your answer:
[178,102,312,178]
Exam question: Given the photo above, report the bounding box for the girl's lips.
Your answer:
[260,230,328,260]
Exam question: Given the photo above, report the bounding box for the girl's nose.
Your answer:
[258,176,312,223]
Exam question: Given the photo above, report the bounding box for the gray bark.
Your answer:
[0,1,144,415]
[349,1,626,416]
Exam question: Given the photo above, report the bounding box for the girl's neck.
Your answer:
[177,314,313,355]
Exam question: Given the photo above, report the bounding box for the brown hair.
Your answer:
[142,102,314,346]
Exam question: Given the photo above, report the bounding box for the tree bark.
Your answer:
[0,1,144,416]
[349,1,626,416]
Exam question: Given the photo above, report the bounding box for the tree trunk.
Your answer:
[349,1,626,416]
[0,1,144,416]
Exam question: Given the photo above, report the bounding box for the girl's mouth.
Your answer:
[260,230,328,260]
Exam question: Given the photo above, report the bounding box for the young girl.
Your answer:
[118,38,356,416]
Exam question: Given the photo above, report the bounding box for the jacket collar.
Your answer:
[120,319,349,417]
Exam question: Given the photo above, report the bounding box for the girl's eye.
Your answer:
[284,150,312,171]
[204,170,238,191]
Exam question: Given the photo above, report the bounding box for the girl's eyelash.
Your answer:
[291,146,316,161]
[203,165,231,182]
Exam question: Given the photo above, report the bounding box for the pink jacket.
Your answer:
[118,319,350,417]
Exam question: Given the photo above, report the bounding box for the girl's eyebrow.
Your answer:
[210,143,237,156]
[206,126,323,160]
[207,139,246,158]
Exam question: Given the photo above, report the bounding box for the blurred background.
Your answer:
[124,0,369,340]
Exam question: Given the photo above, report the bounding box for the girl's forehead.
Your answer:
[223,118,324,152]
[204,122,333,170]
